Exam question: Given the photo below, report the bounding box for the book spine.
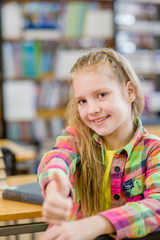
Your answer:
[2,190,44,205]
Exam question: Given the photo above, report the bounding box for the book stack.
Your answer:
[2,182,44,205]
[0,149,8,190]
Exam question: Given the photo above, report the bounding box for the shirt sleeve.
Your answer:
[98,141,160,240]
[37,126,80,198]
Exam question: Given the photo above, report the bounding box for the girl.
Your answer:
[38,48,160,240]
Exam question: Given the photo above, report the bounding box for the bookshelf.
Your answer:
[0,0,114,148]
[114,0,160,122]
[0,0,4,138]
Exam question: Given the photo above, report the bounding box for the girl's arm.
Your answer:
[37,128,78,225]
[40,214,115,240]
[38,126,80,198]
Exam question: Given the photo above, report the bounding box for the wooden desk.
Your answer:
[0,174,48,236]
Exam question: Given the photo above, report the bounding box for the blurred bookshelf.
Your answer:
[0,0,114,156]
[2,0,160,161]
[114,0,160,127]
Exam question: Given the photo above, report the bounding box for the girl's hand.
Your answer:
[40,219,94,240]
[40,215,115,240]
[42,172,72,225]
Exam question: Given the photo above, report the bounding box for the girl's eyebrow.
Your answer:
[74,94,84,100]
[75,96,83,100]
[95,87,109,92]
[75,87,109,100]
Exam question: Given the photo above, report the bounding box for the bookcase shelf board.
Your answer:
[37,108,66,119]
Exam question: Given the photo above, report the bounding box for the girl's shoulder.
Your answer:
[55,125,80,153]
[142,130,160,152]
[143,127,160,142]
[61,125,78,136]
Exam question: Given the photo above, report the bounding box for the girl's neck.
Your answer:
[104,121,136,151]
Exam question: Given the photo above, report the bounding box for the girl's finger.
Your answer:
[53,172,69,197]
[45,194,72,211]
[42,205,71,222]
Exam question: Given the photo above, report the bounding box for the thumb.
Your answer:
[53,172,69,197]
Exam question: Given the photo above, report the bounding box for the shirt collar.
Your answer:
[93,132,103,145]
[117,118,147,158]
[122,118,147,158]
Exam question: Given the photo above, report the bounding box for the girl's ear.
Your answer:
[126,81,135,102]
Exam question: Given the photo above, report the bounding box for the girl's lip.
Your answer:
[91,116,108,123]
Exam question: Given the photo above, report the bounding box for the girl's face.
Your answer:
[73,64,135,147]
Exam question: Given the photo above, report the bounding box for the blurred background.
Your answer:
[0,1,160,238]
[0,0,160,175]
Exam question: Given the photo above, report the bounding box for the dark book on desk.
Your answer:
[2,182,44,205]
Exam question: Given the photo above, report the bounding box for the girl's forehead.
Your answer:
[72,66,121,93]
[72,62,114,79]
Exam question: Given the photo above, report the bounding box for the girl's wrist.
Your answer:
[87,215,115,238]
[93,215,115,235]
[77,215,115,239]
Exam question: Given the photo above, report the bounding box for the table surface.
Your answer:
[0,174,42,221]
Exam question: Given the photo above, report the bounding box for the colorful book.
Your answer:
[2,182,44,205]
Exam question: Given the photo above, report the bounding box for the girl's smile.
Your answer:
[91,116,109,124]
[73,64,135,150]
[90,115,110,126]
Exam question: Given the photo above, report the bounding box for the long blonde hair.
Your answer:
[65,48,144,216]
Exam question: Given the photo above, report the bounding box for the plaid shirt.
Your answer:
[38,118,160,240]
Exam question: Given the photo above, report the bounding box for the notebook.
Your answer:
[2,182,44,205]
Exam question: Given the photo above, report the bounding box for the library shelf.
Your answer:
[0,0,114,146]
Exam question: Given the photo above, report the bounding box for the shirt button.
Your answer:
[121,149,126,154]
[114,194,120,200]
[115,166,120,172]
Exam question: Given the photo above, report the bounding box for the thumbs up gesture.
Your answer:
[42,172,72,225]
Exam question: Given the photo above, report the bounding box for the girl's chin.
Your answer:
[93,129,109,137]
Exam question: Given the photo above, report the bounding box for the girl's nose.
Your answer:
[88,101,100,115]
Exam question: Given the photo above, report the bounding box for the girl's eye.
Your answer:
[78,99,86,105]
[98,93,107,98]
